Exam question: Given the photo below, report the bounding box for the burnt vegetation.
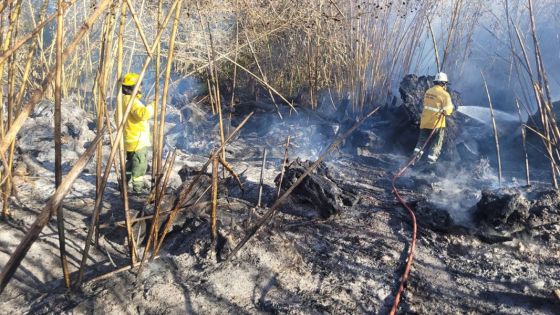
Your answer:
[0,0,560,314]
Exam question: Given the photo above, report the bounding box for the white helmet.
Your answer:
[434,72,449,83]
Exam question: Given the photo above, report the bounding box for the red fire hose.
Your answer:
[389,115,443,315]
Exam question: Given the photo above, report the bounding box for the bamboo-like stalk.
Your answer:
[277,136,291,197]
[0,126,107,295]
[151,0,163,185]
[54,0,71,289]
[481,71,502,187]
[257,148,267,208]
[210,156,219,245]
[124,0,153,58]
[515,98,530,186]
[156,0,183,198]
[226,107,380,261]
[427,17,441,72]
[115,0,137,266]
[93,1,118,248]
[1,0,23,218]
[244,30,282,119]
[76,0,183,286]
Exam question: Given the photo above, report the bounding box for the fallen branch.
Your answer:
[225,107,380,261]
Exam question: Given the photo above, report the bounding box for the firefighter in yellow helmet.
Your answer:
[412,72,454,165]
[120,73,154,193]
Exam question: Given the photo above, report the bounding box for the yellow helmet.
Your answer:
[122,73,140,86]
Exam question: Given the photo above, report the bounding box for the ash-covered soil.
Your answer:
[2,88,560,314]
[2,148,560,314]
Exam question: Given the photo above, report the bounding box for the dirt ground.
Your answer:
[1,134,560,315]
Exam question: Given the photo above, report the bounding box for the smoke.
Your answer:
[410,0,560,114]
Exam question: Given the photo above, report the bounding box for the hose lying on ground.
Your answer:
[389,115,443,315]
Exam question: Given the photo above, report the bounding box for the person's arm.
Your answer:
[442,92,454,116]
[130,99,154,121]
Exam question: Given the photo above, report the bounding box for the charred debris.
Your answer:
[1,0,560,314]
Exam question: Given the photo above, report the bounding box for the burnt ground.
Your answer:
[1,94,560,314]
[1,145,560,314]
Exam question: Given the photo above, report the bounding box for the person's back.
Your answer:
[119,73,154,193]
[420,85,453,129]
[121,93,153,152]
[413,72,454,165]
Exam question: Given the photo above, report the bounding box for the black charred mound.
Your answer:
[473,186,560,242]
[275,159,357,218]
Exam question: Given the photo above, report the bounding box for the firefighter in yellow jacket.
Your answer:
[121,73,154,193]
[413,72,454,164]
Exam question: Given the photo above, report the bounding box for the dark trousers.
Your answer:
[413,128,445,164]
[126,147,148,192]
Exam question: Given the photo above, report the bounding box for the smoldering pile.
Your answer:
[275,159,358,219]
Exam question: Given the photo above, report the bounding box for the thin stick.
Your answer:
[277,136,291,197]
[481,71,502,187]
[115,0,136,265]
[54,0,71,289]
[211,157,219,245]
[427,17,441,72]
[514,98,530,186]
[124,0,153,57]
[257,148,267,208]
[226,107,380,261]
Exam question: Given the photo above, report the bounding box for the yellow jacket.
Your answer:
[120,94,154,152]
[420,85,454,129]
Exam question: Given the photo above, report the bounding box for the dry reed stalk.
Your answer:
[151,0,163,184]
[14,0,48,112]
[243,30,282,118]
[156,0,183,193]
[211,156,219,245]
[514,99,530,186]
[427,17,441,72]
[512,24,558,188]
[226,107,380,261]
[0,0,18,14]
[481,71,502,187]
[76,0,183,286]
[1,0,23,218]
[53,0,71,289]
[257,148,267,208]
[0,126,107,295]
[124,0,153,58]
[93,1,118,247]
[276,136,290,197]
[115,0,137,265]
[222,55,297,113]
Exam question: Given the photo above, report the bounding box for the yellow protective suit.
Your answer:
[121,94,154,152]
[419,85,454,129]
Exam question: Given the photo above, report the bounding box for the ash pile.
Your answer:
[16,98,96,174]
[473,186,560,243]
